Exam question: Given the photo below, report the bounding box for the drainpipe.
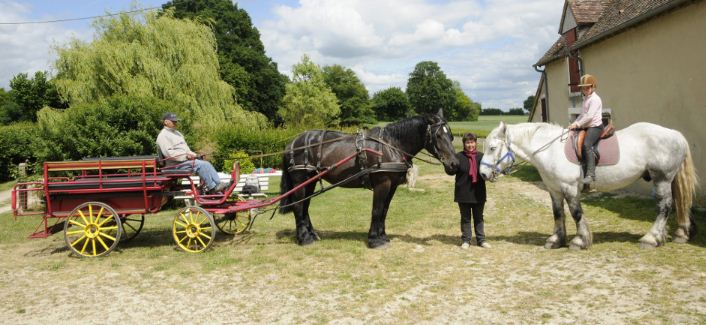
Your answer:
[533,65,549,122]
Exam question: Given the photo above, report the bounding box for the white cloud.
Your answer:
[0,2,88,89]
[260,0,562,109]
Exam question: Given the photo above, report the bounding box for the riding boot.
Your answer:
[582,149,596,184]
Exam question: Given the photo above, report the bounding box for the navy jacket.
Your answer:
[449,151,486,204]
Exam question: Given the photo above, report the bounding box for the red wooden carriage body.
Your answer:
[11,150,377,257]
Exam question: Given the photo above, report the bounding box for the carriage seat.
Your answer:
[156,149,193,175]
[47,176,169,191]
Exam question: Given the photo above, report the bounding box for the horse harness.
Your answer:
[285,121,452,188]
[481,134,517,176]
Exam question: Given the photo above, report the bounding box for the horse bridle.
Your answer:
[481,135,516,176]
[424,120,454,165]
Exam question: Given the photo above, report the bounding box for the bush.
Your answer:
[221,151,255,174]
[214,126,304,169]
[37,95,174,161]
[0,122,41,181]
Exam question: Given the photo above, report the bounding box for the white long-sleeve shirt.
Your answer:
[574,92,603,128]
[156,127,195,162]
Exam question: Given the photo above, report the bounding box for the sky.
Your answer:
[0,0,563,110]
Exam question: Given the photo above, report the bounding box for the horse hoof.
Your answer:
[569,243,583,250]
[544,242,563,249]
[368,241,390,249]
[298,237,316,246]
[673,237,688,244]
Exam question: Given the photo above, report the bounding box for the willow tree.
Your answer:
[279,55,340,128]
[52,10,266,136]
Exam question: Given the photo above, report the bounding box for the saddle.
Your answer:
[564,122,620,166]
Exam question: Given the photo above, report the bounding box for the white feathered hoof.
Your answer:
[639,234,659,249]
[569,236,587,250]
[673,227,689,244]
[544,234,565,249]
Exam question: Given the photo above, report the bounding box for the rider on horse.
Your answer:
[568,74,604,184]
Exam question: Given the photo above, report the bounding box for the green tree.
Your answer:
[164,0,288,122]
[0,88,20,124]
[370,87,412,121]
[0,122,40,181]
[449,81,480,121]
[322,65,374,126]
[406,61,455,115]
[35,95,169,162]
[52,10,266,139]
[0,71,66,124]
[279,55,340,128]
[523,95,535,112]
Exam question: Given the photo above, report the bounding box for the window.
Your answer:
[565,28,581,93]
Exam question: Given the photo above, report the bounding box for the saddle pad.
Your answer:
[564,131,620,166]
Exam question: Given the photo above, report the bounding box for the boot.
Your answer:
[582,149,596,184]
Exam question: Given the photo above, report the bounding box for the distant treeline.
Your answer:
[480,108,527,115]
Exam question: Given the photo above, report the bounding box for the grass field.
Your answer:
[378,115,529,138]
[448,115,528,138]
[1,158,704,323]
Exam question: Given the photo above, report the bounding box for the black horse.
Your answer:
[279,110,459,248]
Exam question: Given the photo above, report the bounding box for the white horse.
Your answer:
[479,122,697,249]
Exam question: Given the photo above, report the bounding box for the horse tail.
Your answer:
[279,152,294,214]
[672,142,698,240]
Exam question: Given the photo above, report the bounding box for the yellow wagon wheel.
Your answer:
[172,206,216,253]
[215,210,253,235]
[63,202,122,258]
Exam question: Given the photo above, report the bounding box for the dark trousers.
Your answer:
[582,126,603,177]
[458,202,486,245]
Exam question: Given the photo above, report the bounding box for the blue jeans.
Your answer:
[175,159,221,191]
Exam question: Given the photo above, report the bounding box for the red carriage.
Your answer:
[11,150,379,257]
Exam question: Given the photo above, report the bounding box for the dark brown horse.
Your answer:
[279,110,459,248]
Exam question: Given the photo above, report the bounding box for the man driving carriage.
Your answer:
[156,112,227,194]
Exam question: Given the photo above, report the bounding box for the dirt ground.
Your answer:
[1,176,705,324]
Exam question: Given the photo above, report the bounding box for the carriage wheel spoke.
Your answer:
[196,236,207,248]
[96,236,110,251]
[98,214,113,227]
[77,210,89,225]
[95,207,105,224]
[71,235,87,247]
[88,205,94,223]
[199,232,211,241]
[175,220,188,228]
[66,230,84,236]
[69,219,86,228]
[99,232,116,242]
[91,238,97,256]
[80,237,90,254]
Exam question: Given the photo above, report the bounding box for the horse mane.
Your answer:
[508,122,563,141]
[382,115,429,141]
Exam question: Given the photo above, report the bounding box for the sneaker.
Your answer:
[461,242,470,249]
[582,176,594,184]
[479,242,492,248]
[208,182,228,194]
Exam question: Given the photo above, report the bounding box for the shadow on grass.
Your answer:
[509,164,542,182]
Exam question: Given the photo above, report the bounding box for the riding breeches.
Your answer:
[583,126,603,177]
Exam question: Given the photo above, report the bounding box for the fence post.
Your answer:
[18,163,28,210]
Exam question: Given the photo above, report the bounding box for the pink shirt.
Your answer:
[574,92,603,128]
